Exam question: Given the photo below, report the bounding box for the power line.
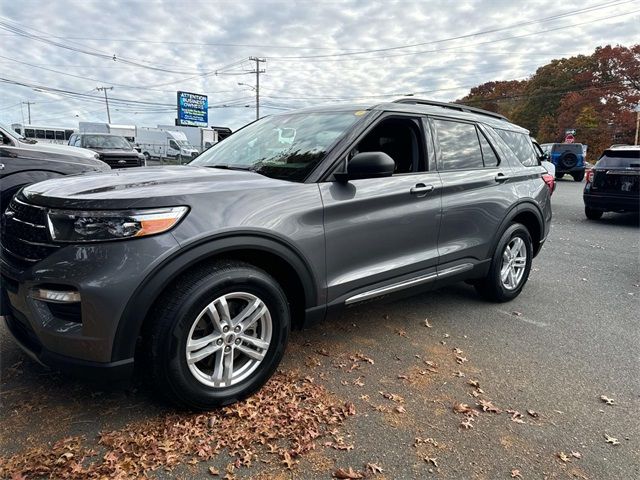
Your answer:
[269,0,636,60]
[271,7,640,63]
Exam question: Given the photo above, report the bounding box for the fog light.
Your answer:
[32,288,81,303]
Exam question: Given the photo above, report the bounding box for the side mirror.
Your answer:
[335,151,395,182]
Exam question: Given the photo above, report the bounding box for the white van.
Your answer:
[135,127,199,163]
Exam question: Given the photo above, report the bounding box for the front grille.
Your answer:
[102,156,140,168]
[1,195,60,270]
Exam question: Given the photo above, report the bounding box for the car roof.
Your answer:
[608,144,639,151]
[275,98,530,134]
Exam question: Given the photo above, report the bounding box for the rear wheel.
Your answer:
[475,223,533,302]
[585,206,603,220]
[145,260,290,410]
[573,171,585,182]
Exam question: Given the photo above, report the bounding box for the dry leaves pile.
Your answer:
[0,371,355,479]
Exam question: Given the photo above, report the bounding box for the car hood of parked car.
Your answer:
[19,141,102,160]
[22,165,290,209]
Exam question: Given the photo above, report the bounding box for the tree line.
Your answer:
[458,45,639,160]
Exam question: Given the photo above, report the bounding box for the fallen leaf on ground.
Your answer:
[366,463,383,475]
[424,319,432,328]
[468,379,480,388]
[333,467,364,479]
[557,452,570,463]
[512,311,523,316]
[394,405,407,414]
[424,456,438,467]
[453,347,463,354]
[460,417,474,429]
[604,434,620,445]
[477,399,501,413]
[395,329,407,337]
[600,395,615,405]
[453,371,465,377]
[511,469,522,478]
[526,409,539,418]
[571,451,582,459]
[316,348,330,356]
[453,403,474,414]
[353,377,365,387]
[379,391,405,403]
[455,355,468,364]
[209,466,220,476]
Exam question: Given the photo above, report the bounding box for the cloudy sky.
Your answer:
[0,0,638,131]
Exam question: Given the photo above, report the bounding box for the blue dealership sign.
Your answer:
[177,91,208,127]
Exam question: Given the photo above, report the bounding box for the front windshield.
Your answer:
[191,111,364,182]
[83,134,131,149]
[177,139,190,147]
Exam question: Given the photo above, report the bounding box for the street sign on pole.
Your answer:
[564,134,575,143]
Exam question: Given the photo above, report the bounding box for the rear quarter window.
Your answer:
[494,129,538,167]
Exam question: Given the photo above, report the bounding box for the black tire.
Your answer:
[572,171,585,182]
[144,260,290,410]
[475,223,533,302]
[555,173,564,180]
[559,152,578,169]
[585,206,603,220]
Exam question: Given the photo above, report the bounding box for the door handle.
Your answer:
[494,172,510,182]
[410,183,435,196]
[0,163,4,170]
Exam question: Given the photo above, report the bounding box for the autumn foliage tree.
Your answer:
[458,45,639,161]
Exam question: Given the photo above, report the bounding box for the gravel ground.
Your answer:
[1,179,638,479]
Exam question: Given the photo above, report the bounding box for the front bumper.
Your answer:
[1,232,180,374]
[3,314,134,381]
[583,192,640,212]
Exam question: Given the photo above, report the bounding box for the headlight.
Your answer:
[46,206,188,242]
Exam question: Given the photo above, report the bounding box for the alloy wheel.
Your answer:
[185,292,272,388]
[500,237,527,290]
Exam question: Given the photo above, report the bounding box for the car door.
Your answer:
[320,113,442,304]
[431,117,513,267]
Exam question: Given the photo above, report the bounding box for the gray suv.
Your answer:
[1,99,552,409]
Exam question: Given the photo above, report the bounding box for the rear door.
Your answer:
[431,117,513,267]
[320,113,442,303]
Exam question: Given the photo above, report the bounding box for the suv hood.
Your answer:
[22,166,289,209]
[19,141,99,160]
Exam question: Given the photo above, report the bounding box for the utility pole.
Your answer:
[248,57,266,120]
[96,86,113,123]
[22,101,34,124]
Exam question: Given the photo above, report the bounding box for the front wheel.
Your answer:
[585,206,603,220]
[475,223,533,302]
[145,260,290,410]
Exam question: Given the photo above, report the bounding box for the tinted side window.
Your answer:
[478,131,499,167]
[35,129,45,139]
[495,129,537,167]
[55,131,65,140]
[433,119,483,170]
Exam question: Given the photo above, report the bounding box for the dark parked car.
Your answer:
[583,145,639,219]
[542,142,586,181]
[68,133,146,168]
[1,99,552,409]
[0,123,109,208]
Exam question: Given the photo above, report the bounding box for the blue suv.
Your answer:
[541,143,586,181]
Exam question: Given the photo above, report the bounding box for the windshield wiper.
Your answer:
[205,164,251,171]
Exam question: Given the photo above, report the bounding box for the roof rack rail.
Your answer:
[392,98,508,121]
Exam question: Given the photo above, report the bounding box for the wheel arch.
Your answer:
[111,233,320,362]
[491,201,545,258]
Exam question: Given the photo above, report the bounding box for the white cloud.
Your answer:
[0,0,637,130]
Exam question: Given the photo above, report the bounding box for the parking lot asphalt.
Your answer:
[1,179,638,479]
